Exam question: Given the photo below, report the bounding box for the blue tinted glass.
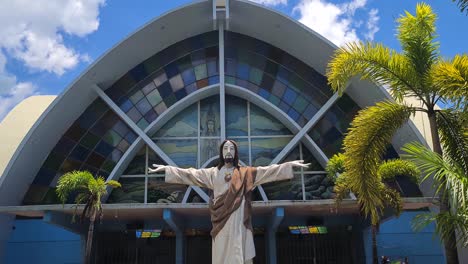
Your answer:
[258,89,270,99]
[69,145,90,162]
[174,88,187,100]
[32,168,56,185]
[95,141,113,157]
[130,64,147,82]
[181,69,196,84]
[164,62,179,79]
[208,75,219,84]
[136,98,152,115]
[237,63,249,80]
[118,97,133,113]
[283,88,297,105]
[157,81,172,98]
[287,108,300,121]
[207,60,218,76]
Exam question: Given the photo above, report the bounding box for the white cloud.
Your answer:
[249,0,288,6]
[293,0,380,46]
[0,0,104,75]
[365,8,380,41]
[0,0,105,121]
[0,82,37,121]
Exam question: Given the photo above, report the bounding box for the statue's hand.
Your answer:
[148,164,167,174]
[288,160,310,168]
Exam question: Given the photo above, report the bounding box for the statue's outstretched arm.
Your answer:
[148,164,167,174]
[149,164,214,190]
[254,160,310,186]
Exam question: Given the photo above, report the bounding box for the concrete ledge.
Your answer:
[0,198,436,220]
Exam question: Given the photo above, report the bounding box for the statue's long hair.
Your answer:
[217,139,240,170]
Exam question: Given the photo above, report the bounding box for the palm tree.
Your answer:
[326,3,468,263]
[327,137,420,264]
[56,171,121,264]
[404,110,468,246]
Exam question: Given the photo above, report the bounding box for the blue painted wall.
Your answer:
[4,219,82,264]
[363,211,445,264]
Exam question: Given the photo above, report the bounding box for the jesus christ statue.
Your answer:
[148,139,309,264]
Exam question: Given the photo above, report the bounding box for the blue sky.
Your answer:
[0,0,466,121]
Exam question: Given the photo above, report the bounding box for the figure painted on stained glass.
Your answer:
[201,104,219,164]
[149,139,309,264]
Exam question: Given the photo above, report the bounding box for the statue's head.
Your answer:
[217,139,239,169]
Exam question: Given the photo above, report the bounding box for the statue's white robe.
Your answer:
[165,163,294,264]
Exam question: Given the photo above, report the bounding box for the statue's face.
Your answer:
[222,141,235,163]
[207,120,215,131]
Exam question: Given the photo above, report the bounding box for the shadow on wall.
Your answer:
[363,211,445,264]
[4,219,82,264]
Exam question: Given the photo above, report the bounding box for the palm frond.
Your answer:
[333,172,351,203]
[56,171,94,204]
[437,110,468,173]
[402,142,468,210]
[378,159,420,183]
[326,153,345,182]
[453,0,468,14]
[106,180,122,188]
[343,101,414,224]
[381,186,403,217]
[431,55,468,110]
[326,42,422,103]
[413,211,468,247]
[397,3,438,85]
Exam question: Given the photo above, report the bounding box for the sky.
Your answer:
[0,0,466,122]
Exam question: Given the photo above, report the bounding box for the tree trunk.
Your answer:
[372,224,378,264]
[427,110,459,264]
[85,211,96,264]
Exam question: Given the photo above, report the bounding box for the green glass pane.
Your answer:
[249,67,263,86]
[251,137,290,166]
[154,103,198,137]
[107,177,145,203]
[268,95,280,106]
[101,159,117,173]
[163,94,177,107]
[80,132,100,149]
[103,130,122,147]
[22,185,49,205]
[156,139,197,168]
[226,76,235,84]
[137,118,149,130]
[147,177,187,203]
[194,64,208,80]
[292,96,308,113]
[129,90,144,104]
[42,152,64,171]
[123,146,146,175]
[250,104,291,136]
[147,89,163,107]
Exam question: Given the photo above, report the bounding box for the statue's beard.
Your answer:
[224,154,233,163]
